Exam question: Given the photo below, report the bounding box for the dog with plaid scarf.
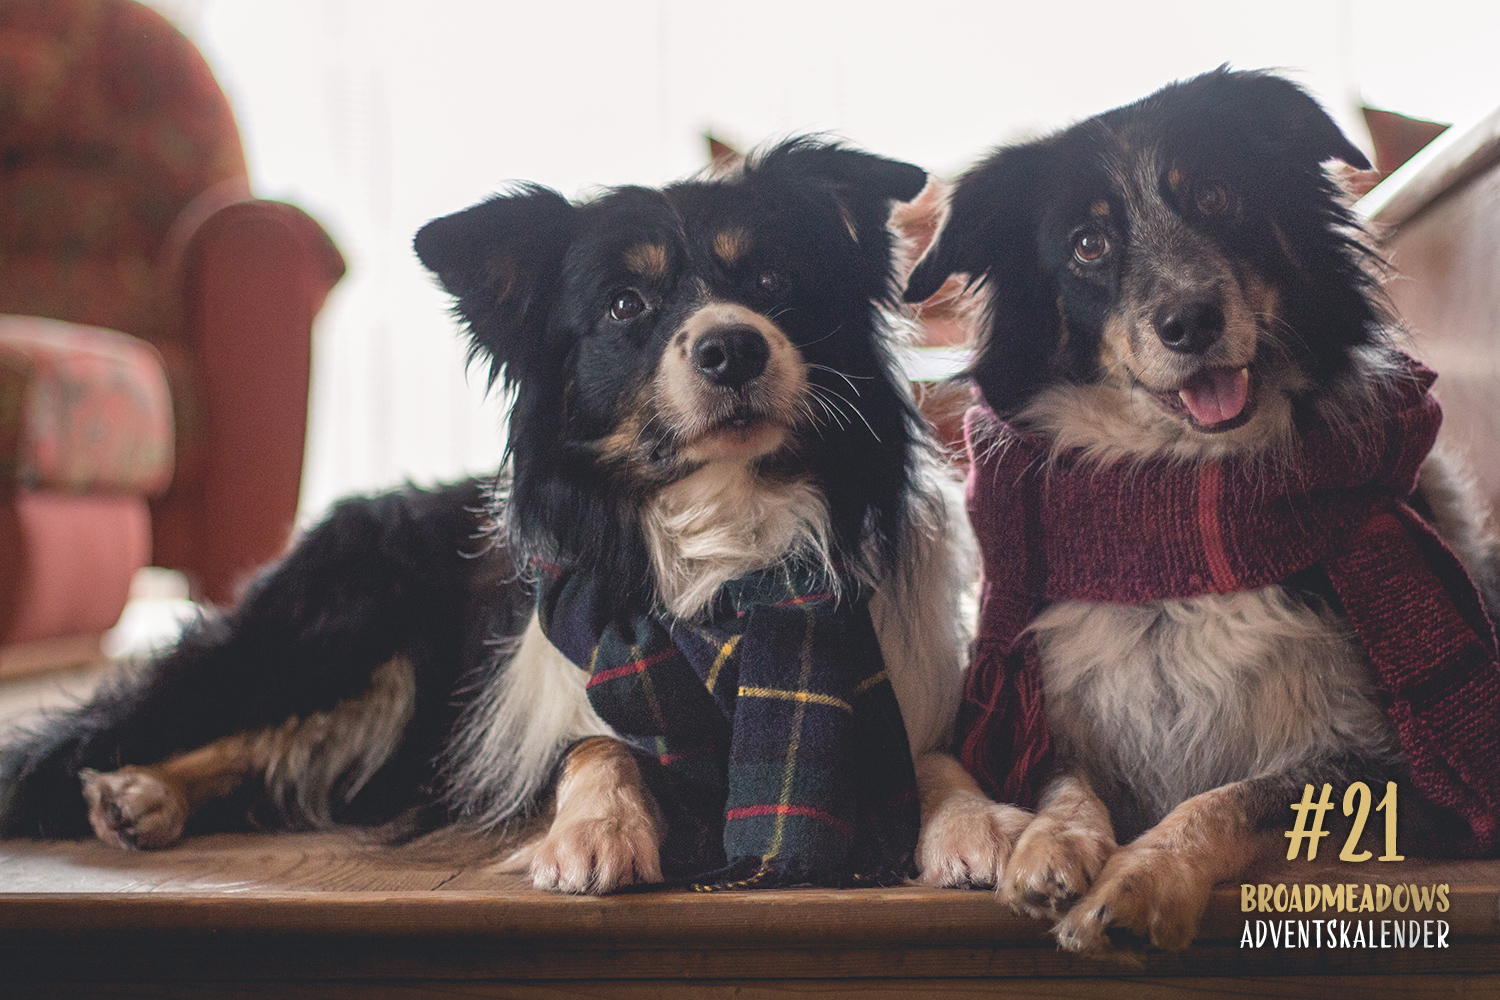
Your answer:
[1,138,1016,892]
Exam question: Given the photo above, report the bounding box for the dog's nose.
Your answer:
[1154,299,1225,354]
[691,325,769,389]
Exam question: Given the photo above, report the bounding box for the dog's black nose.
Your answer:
[1155,299,1225,354]
[692,325,769,389]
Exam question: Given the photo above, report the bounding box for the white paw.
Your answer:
[999,813,1114,919]
[916,790,1031,888]
[527,814,663,894]
[79,767,187,850]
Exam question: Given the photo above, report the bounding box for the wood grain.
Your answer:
[0,832,1496,994]
[8,978,1500,1000]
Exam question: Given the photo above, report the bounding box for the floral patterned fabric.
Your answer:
[0,315,173,495]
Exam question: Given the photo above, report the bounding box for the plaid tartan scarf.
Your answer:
[536,561,919,888]
[961,356,1500,856]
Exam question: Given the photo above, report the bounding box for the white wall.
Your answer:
[149,0,1500,523]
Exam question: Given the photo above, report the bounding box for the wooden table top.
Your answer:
[2,831,1498,998]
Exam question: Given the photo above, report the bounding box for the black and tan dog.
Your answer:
[0,139,1009,892]
[906,69,1500,950]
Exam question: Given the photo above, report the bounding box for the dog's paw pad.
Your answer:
[916,791,1030,889]
[78,767,187,850]
[528,815,663,894]
[1052,843,1209,953]
[1000,815,1114,918]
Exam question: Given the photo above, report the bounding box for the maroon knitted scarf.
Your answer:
[960,358,1500,856]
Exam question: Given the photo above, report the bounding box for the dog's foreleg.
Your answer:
[999,772,1116,917]
[1053,779,1282,952]
[506,736,664,894]
[913,751,1031,888]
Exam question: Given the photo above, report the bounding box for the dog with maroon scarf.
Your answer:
[904,68,1500,951]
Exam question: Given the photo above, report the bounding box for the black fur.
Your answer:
[0,481,524,837]
[906,67,1379,415]
[0,138,928,841]
[905,68,1484,876]
[417,138,927,615]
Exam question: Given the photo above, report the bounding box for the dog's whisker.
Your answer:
[806,385,851,431]
[807,363,870,399]
[795,323,845,349]
[810,383,880,442]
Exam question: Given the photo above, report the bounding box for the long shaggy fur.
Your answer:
[0,140,977,889]
[906,68,1500,949]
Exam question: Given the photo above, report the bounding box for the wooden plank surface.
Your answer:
[9,977,1500,1000]
[0,831,1496,994]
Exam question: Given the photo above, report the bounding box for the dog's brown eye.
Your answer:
[1073,231,1110,263]
[609,289,647,321]
[1195,181,1230,217]
[758,270,787,295]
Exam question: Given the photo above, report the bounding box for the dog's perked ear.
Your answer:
[757,139,928,205]
[413,185,577,385]
[903,142,1064,413]
[752,139,927,293]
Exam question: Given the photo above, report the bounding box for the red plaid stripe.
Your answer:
[726,803,855,839]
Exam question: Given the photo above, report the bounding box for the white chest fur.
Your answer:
[445,455,973,832]
[1029,585,1399,833]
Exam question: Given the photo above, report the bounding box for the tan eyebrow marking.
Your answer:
[1089,199,1111,217]
[1167,167,1185,192]
[713,228,751,264]
[623,243,668,277]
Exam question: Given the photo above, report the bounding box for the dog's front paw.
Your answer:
[916,790,1030,889]
[527,814,663,894]
[79,766,187,850]
[1000,812,1114,919]
[1052,841,1211,953]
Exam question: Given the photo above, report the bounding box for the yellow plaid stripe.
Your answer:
[737,686,853,714]
[851,669,889,697]
[704,634,741,694]
[766,610,818,860]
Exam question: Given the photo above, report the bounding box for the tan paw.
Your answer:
[1053,841,1212,953]
[1000,813,1115,919]
[916,790,1031,889]
[78,767,188,850]
[527,814,663,894]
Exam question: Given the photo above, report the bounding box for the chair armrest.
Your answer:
[151,194,346,603]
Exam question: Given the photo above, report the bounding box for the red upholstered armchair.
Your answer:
[0,0,345,668]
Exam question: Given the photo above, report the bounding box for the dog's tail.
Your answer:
[0,479,515,840]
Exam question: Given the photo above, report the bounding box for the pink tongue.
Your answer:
[1178,367,1249,426]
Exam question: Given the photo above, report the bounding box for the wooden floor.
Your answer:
[4,665,1499,997]
[1,830,1498,998]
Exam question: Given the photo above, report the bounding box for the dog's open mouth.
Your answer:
[681,406,791,462]
[715,411,766,434]
[1151,366,1256,433]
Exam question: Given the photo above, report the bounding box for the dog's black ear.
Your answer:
[904,143,1055,305]
[905,142,1064,413]
[1193,68,1372,170]
[757,138,928,206]
[753,138,927,288]
[414,185,577,383]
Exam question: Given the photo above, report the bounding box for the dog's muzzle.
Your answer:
[692,324,769,390]
[1153,297,1225,355]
